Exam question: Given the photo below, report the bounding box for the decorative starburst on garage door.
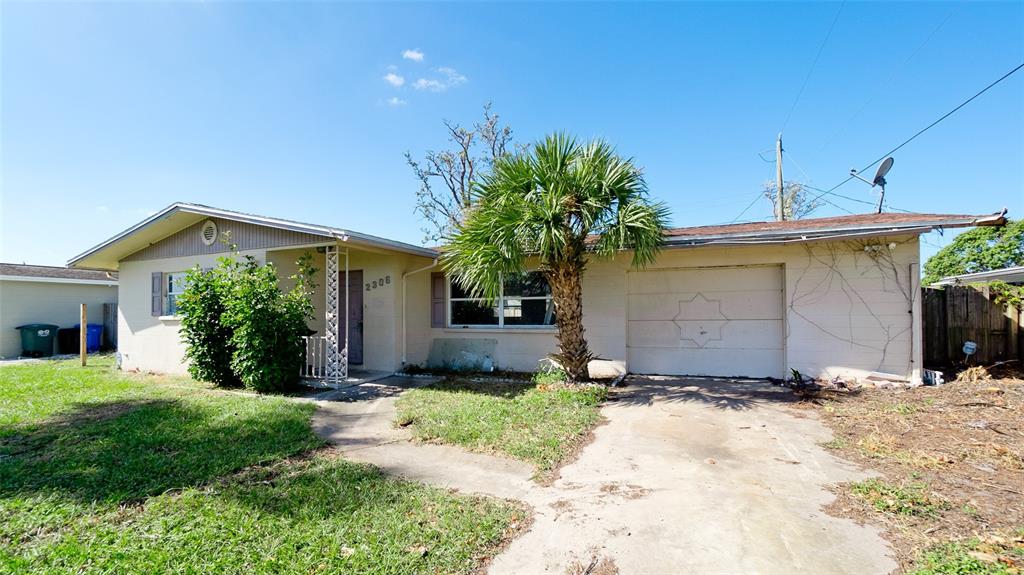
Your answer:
[673,293,729,348]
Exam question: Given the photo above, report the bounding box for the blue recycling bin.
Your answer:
[74,323,104,353]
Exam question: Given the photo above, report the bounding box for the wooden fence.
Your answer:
[923,285,1023,366]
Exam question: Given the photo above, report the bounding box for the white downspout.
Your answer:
[402,258,439,365]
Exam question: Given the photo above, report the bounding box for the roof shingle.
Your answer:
[0,263,117,282]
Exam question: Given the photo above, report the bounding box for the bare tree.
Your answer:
[405,103,516,243]
[763,181,822,221]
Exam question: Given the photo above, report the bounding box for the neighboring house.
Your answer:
[0,263,118,358]
[68,202,1005,383]
[931,265,1024,286]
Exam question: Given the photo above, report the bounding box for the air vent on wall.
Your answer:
[200,220,218,246]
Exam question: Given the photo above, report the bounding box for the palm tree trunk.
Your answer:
[548,264,592,383]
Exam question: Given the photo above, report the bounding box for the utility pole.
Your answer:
[775,133,785,221]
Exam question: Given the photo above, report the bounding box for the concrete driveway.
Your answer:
[313,375,895,575]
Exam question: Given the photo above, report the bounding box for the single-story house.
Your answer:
[67,202,1005,383]
[0,263,118,358]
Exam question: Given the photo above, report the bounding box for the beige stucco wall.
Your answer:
[405,235,923,381]
[0,280,117,358]
[116,230,922,383]
[118,245,435,376]
[117,250,266,374]
[269,248,433,372]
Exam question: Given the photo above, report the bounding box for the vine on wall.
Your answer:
[787,238,917,376]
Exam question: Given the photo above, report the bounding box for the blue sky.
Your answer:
[2,1,1022,266]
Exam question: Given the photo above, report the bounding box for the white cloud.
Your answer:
[402,49,425,62]
[438,67,467,86]
[413,78,445,92]
[412,67,468,92]
[386,96,408,107]
[383,72,405,87]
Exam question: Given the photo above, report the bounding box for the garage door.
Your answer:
[627,265,784,378]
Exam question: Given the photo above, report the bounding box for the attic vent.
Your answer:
[200,220,218,246]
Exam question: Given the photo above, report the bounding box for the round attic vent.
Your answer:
[200,220,218,246]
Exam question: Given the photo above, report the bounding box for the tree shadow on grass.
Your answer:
[609,376,799,411]
[0,397,319,505]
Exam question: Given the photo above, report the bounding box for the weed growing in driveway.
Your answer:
[850,479,950,518]
[395,378,607,475]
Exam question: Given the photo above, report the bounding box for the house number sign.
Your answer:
[366,275,391,291]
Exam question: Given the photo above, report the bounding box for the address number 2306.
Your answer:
[366,275,391,291]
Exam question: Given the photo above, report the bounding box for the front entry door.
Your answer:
[341,270,363,365]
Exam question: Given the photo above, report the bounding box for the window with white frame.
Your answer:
[165,272,189,315]
[449,272,556,328]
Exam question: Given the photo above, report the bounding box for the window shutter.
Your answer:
[151,272,163,316]
[430,272,446,328]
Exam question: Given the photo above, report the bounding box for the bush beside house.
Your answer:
[177,251,317,392]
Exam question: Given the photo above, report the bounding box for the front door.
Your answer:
[343,270,364,364]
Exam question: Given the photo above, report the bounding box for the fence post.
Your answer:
[80,304,87,367]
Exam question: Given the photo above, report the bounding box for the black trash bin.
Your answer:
[58,328,80,354]
[16,324,59,358]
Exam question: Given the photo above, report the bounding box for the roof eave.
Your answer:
[662,212,1007,247]
[68,202,438,269]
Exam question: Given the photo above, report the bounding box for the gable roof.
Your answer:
[0,263,117,285]
[657,211,1007,247]
[68,202,438,270]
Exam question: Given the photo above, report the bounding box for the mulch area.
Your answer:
[792,363,1024,572]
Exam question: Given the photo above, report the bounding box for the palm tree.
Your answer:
[444,133,670,383]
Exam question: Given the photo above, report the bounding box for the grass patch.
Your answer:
[820,437,849,450]
[909,535,1024,575]
[850,479,950,518]
[1,358,525,574]
[3,454,524,574]
[395,378,607,474]
[886,402,918,416]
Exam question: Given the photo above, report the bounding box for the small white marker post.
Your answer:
[80,304,87,367]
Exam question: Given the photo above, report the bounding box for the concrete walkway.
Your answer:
[312,375,896,575]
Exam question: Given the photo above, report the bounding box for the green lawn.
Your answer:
[394,378,607,475]
[0,358,524,574]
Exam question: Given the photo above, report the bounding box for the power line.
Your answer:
[806,181,913,212]
[818,8,957,152]
[780,0,846,133]
[783,149,814,184]
[807,60,1024,207]
[818,196,856,215]
[728,193,765,223]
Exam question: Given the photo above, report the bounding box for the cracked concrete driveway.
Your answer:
[313,375,895,575]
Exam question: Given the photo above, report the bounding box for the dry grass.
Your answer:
[804,368,1024,573]
[565,554,619,575]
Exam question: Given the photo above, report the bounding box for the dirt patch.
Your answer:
[565,552,619,575]
[798,373,1024,572]
[598,482,651,500]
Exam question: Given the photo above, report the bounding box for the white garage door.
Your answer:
[627,265,784,378]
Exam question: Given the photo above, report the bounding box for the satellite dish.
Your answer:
[872,157,894,187]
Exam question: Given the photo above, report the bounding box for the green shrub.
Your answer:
[177,264,238,387]
[178,250,317,393]
[222,255,316,392]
